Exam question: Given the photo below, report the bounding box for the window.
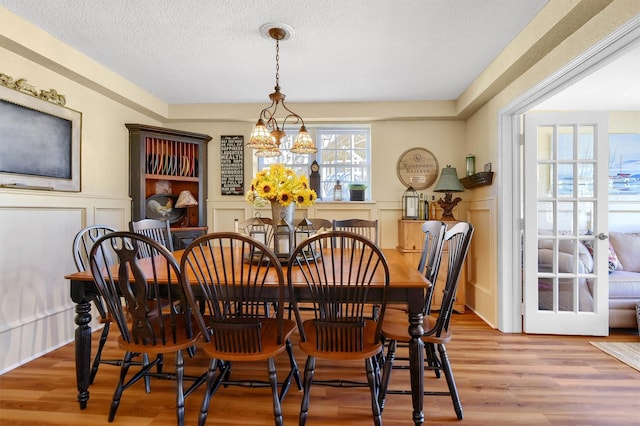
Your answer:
[258,125,371,200]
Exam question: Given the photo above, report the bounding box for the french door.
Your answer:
[523,111,609,335]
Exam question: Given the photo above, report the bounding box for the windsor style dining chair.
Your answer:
[88,231,206,425]
[332,218,379,245]
[72,225,120,384]
[289,231,390,426]
[129,218,174,256]
[378,222,474,420]
[382,220,448,397]
[179,232,299,426]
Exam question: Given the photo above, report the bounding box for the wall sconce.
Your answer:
[175,190,198,227]
[433,165,465,221]
[402,186,419,219]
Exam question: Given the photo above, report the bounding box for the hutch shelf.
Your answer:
[126,123,211,248]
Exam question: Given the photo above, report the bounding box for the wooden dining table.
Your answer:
[66,247,431,425]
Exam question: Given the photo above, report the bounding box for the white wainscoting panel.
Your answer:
[464,197,498,328]
[0,201,128,373]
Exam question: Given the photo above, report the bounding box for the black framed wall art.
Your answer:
[0,74,81,192]
[220,135,244,195]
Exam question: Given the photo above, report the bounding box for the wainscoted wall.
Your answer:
[210,200,416,250]
[0,194,129,373]
[464,197,498,327]
[1,12,161,372]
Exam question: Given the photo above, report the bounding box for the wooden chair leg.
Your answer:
[109,351,133,422]
[267,357,283,426]
[156,353,164,374]
[89,322,110,384]
[175,350,185,426]
[299,356,316,426]
[286,339,302,390]
[365,356,383,426]
[425,342,441,378]
[142,353,151,393]
[198,358,218,426]
[438,344,463,420]
[378,339,396,410]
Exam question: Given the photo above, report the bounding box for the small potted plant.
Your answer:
[348,183,367,201]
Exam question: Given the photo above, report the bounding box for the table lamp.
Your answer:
[175,190,198,227]
[433,165,464,221]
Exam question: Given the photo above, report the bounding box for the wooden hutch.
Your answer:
[126,123,211,249]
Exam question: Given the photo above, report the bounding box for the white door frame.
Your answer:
[496,17,640,333]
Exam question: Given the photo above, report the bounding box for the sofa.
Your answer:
[537,231,640,330]
[607,232,640,329]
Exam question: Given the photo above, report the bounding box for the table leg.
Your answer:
[74,300,92,409]
[408,303,425,425]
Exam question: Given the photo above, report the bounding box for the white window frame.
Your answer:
[257,124,371,200]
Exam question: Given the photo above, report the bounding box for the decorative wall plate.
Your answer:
[396,147,439,189]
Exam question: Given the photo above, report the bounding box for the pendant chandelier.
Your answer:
[247,24,317,157]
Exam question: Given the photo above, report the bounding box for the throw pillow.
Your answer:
[609,232,640,273]
[582,240,618,273]
[608,243,619,273]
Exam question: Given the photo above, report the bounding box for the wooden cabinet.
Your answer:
[127,124,211,245]
[397,219,427,252]
[397,220,466,313]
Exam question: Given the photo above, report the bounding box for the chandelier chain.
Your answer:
[275,40,280,88]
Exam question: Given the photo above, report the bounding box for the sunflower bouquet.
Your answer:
[245,163,317,207]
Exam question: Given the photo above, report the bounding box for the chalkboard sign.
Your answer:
[220,135,244,195]
[0,85,81,191]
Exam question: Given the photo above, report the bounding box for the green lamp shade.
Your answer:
[434,166,464,193]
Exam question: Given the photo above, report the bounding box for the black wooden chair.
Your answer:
[417,221,448,315]
[288,231,390,426]
[378,222,474,420]
[179,232,298,426]
[305,218,333,232]
[129,218,174,256]
[381,220,447,383]
[332,219,381,319]
[332,218,379,245]
[72,225,119,384]
[89,231,206,425]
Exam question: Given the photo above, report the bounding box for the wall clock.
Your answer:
[396,147,439,190]
[309,160,321,198]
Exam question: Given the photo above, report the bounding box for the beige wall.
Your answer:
[610,111,640,133]
[167,119,467,245]
[1,1,638,371]
[462,1,640,328]
[0,29,160,372]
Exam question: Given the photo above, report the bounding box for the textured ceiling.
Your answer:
[0,0,549,104]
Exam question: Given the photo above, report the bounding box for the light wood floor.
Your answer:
[1,311,638,425]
